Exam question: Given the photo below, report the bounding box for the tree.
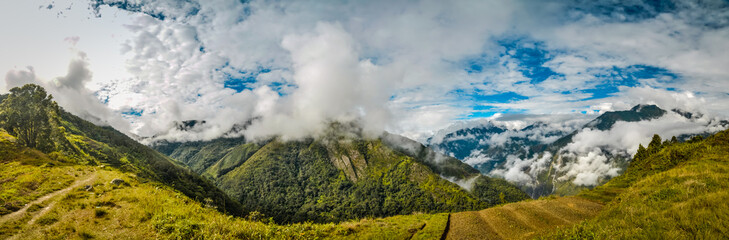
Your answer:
[0,84,61,152]
[635,144,647,161]
[648,134,662,154]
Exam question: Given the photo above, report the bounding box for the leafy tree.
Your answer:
[648,134,662,151]
[635,144,648,161]
[688,135,704,143]
[0,84,62,152]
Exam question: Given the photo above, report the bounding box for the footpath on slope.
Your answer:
[445,196,603,240]
[0,172,97,227]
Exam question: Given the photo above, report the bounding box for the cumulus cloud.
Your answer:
[435,88,728,188]
[244,22,394,140]
[557,150,621,186]
[463,153,493,167]
[4,50,130,133]
[67,0,729,143]
[567,105,727,155]
[490,152,553,186]
[430,113,591,146]
[491,107,727,187]
[442,175,480,192]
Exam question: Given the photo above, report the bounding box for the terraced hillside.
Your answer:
[444,129,729,239]
[445,197,603,240]
[541,131,729,239]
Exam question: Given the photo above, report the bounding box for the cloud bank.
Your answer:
[4,50,130,133]
[487,108,728,187]
[9,0,725,143]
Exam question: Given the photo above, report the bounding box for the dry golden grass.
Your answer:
[446,197,603,240]
[2,168,450,240]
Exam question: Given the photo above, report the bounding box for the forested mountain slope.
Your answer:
[153,123,530,223]
[0,129,452,239]
[0,84,456,239]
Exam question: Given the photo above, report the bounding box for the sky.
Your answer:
[1,0,728,142]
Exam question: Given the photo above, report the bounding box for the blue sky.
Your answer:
[1,0,728,141]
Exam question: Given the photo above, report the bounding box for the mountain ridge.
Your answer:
[428,104,728,198]
[0,85,242,216]
[152,123,530,223]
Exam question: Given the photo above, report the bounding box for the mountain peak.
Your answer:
[175,120,207,131]
[630,104,660,112]
[587,104,666,130]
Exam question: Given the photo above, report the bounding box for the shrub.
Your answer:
[94,208,107,218]
[36,213,59,225]
[27,203,44,212]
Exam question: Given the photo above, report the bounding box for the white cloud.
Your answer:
[463,153,493,167]
[492,106,727,187]
[442,175,480,192]
[3,0,725,143]
[243,22,394,140]
[557,150,621,186]
[4,50,130,133]
[566,111,726,156]
[490,152,553,186]
[429,113,590,147]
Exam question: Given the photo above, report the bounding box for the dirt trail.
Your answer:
[445,197,603,240]
[0,173,96,226]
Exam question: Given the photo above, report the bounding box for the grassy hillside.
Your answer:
[540,130,729,239]
[154,125,529,224]
[436,129,729,239]
[0,131,451,239]
[0,85,241,215]
[154,136,249,174]
[0,130,85,216]
[446,196,603,240]
[56,110,243,216]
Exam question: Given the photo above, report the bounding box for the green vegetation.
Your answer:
[0,130,83,216]
[0,84,454,239]
[59,109,243,215]
[541,131,729,239]
[2,83,729,239]
[3,166,449,239]
[0,84,63,152]
[216,138,489,223]
[0,84,241,215]
[156,128,529,224]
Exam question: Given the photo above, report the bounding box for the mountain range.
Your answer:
[428,104,729,198]
[2,84,728,239]
[152,122,529,223]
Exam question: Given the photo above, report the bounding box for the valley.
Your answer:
[0,85,728,239]
[428,104,728,198]
[152,126,529,223]
[2,0,729,239]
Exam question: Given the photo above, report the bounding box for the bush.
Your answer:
[27,203,44,212]
[36,213,59,225]
[94,208,107,218]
